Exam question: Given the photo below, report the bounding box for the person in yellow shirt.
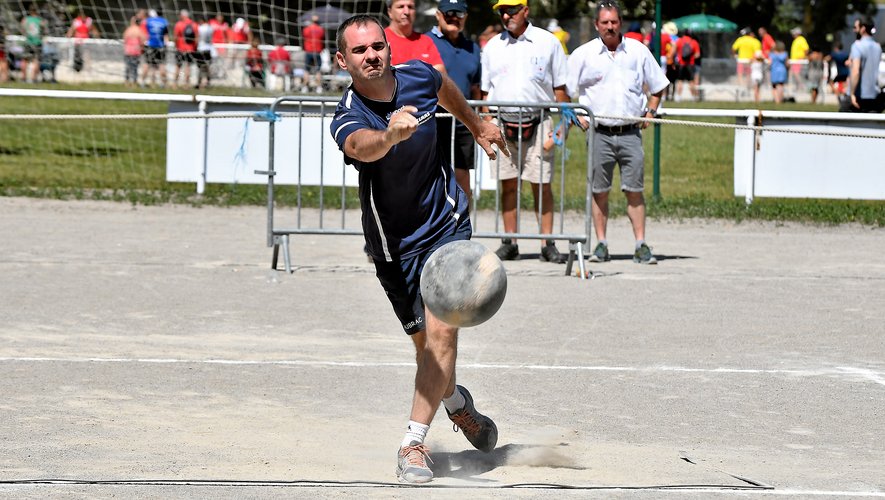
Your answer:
[789,27,809,92]
[546,19,570,55]
[732,27,761,88]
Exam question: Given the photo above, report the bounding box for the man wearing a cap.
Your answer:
[789,27,809,93]
[732,27,760,88]
[430,0,481,205]
[385,0,444,72]
[481,0,570,264]
[566,1,668,265]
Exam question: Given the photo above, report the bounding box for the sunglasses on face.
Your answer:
[497,5,524,17]
[442,10,466,19]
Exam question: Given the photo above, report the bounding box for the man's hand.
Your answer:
[383,105,419,145]
[474,120,510,160]
[850,94,860,109]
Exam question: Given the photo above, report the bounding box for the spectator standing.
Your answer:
[661,22,678,100]
[385,0,444,72]
[267,38,291,92]
[789,27,809,93]
[770,40,788,103]
[173,10,199,88]
[209,14,229,56]
[675,29,700,101]
[732,27,761,88]
[566,1,668,265]
[195,16,214,89]
[20,4,46,83]
[302,15,325,93]
[547,19,570,55]
[481,0,569,263]
[329,15,506,484]
[827,42,850,96]
[848,16,884,113]
[806,47,824,104]
[430,0,481,208]
[122,16,146,87]
[0,25,9,83]
[66,9,100,73]
[245,38,265,88]
[229,17,252,70]
[758,26,775,59]
[142,9,169,87]
[624,21,642,43]
[750,50,765,103]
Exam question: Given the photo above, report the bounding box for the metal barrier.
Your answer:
[254,97,595,280]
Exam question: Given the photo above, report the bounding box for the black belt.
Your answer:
[595,123,640,135]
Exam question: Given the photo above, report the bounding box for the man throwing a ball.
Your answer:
[329,15,508,484]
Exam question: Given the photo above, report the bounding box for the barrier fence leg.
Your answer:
[271,234,293,273]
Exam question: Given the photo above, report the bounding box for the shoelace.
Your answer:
[449,410,482,436]
[401,443,433,466]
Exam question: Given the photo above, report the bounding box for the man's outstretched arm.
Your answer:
[437,74,509,160]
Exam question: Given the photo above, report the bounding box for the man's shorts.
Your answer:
[305,52,321,73]
[736,60,750,76]
[677,64,695,81]
[436,117,475,171]
[491,116,554,184]
[176,50,195,65]
[145,47,165,67]
[373,214,472,335]
[592,127,644,193]
[22,44,41,61]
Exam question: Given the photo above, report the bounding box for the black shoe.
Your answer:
[495,239,519,260]
[446,385,498,453]
[539,241,564,263]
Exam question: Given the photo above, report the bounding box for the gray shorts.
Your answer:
[592,128,644,193]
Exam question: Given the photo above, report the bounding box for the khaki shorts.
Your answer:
[491,116,554,184]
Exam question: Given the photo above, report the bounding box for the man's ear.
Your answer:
[336,51,346,70]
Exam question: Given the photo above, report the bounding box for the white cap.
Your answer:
[148,9,158,17]
[547,19,560,32]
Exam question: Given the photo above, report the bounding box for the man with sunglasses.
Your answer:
[431,0,482,206]
[566,1,668,265]
[330,15,508,484]
[481,0,570,264]
[385,0,445,73]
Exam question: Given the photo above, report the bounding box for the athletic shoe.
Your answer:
[633,243,658,265]
[446,385,498,453]
[495,239,519,261]
[396,441,433,484]
[539,242,564,263]
[588,242,611,262]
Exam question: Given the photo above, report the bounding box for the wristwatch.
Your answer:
[642,107,658,118]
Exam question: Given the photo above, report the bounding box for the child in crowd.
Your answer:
[750,50,765,103]
[245,38,264,88]
[806,48,825,104]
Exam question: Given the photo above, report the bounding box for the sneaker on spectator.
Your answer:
[539,241,564,263]
[495,239,519,261]
[396,441,433,484]
[446,385,498,453]
[633,243,658,265]
[588,242,610,262]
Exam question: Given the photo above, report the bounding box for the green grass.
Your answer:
[1,82,883,225]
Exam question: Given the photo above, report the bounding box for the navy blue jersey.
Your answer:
[330,61,469,262]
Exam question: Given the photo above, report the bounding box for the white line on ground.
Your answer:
[0,357,883,386]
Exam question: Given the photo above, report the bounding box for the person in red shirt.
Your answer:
[674,30,700,101]
[66,10,100,73]
[173,9,199,88]
[758,26,775,59]
[302,15,325,92]
[267,38,292,91]
[209,13,230,55]
[384,0,444,72]
[244,38,265,88]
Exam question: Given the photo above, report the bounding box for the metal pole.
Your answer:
[653,0,663,201]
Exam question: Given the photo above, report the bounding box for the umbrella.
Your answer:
[299,5,352,30]
[670,14,737,33]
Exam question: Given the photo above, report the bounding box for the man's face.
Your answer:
[436,8,466,37]
[388,0,416,31]
[337,22,390,83]
[595,7,621,46]
[497,4,528,34]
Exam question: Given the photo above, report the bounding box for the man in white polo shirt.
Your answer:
[481,0,569,264]
[566,1,668,265]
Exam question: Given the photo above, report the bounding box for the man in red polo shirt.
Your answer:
[384,0,444,73]
[66,9,100,73]
[173,9,199,88]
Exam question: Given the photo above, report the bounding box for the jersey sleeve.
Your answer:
[329,94,372,166]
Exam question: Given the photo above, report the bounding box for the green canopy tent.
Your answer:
[670,14,738,33]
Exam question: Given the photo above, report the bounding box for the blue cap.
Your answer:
[438,0,468,13]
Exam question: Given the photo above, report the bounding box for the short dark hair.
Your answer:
[857,16,875,34]
[596,1,622,20]
[336,14,386,52]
